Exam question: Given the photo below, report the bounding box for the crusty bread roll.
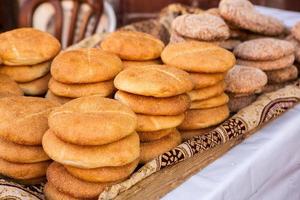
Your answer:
[0,158,51,180]
[0,138,49,163]
[188,81,225,101]
[138,128,175,142]
[48,78,115,98]
[42,130,140,168]
[44,183,81,200]
[189,72,225,89]
[140,129,182,163]
[46,162,111,199]
[0,73,23,97]
[51,48,122,84]
[114,65,193,97]
[0,96,58,145]
[18,73,50,96]
[122,59,162,68]
[101,31,165,60]
[48,96,137,145]
[190,93,229,109]
[0,61,50,82]
[64,158,139,183]
[161,41,236,73]
[45,90,73,105]
[136,113,185,132]
[179,105,229,130]
[0,28,61,65]
[115,91,190,115]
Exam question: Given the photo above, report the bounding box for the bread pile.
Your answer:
[0,96,58,184]
[234,38,298,93]
[47,48,122,104]
[161,41,235,140]
[225,65,267,112]
[101,31,164,69]
[42,96,140,199]
[0,28,61,96]
[0,74,23,98]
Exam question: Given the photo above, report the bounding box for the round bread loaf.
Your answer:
[172,13,230,41]
[122,59,162,68]
[138,128,175,142]
[178,105,229,130]
[0,28,60,65]
[48,96,137,145]
[114,65,193,97]
[140,129,181,163]
[169,30,199,44]
[0,73,23,97]
[64,159,139,183]
[225,65,267,94]
[228,94,257,112]
[0,61,50,82]
[189,72,225,89]
[190,93,229,109]
[265,65,298,84]
[0,96,58,145]
[45,90,73,105]
[47,162,111,199]
[0,158,50,180]
[115,91,190,115]
[0,138,49,163]
[48,78,114,98]
[219,0,284,36]
[161,41,236,73]
[136,113,185,132]
[180,126,216,141]
[219,39,242,50]
[44,183,81,200]
[51,48,122,84]
[18,73,50,96]
[237,54,295,71]
[188,81,225,101]
[262,82,287,93]
[234,38,295,61]
[42,130,140,168]
[101,31,165,60]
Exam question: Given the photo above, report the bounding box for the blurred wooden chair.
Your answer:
[19,0,104,47]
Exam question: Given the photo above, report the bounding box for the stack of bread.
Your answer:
[225,65,267,112]
[0,96,58,184]
[47,48,122,104]
[161,41,235,140]
[42,96,140,199]
[234,38,298,93]
[0,28,61,96]
[0,74,23,98]
[114,65,192,163]
[101,31,164,69]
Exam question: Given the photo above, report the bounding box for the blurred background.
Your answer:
[3,0,300,47]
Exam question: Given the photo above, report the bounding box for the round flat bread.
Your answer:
[0,73,23,97]
[190,93,229,109]
[189,72,225,89]
[188,81,225,101]
[138,128,175,142]
[228,94,257,113]
[122,59,162,68]
[291,21,300,42]
[18,73,50,96]
[265,65,298,84]
[45,90,73,105]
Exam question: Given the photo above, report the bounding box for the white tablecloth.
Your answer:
[163,7,300,200]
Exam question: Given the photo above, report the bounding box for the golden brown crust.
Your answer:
[138,128,175,142]
[136,113,185,132]
[0,96,58,145]
[51,48,122,84]
[180,126,216,141]
[48,96,137,146]
[0,158,50,180]
[140,129,182,163]
[0,61,50,82]
[115,91,190,115]
[47,162,112,199]
[190,93,229,109]
[44,183,82,200]
[0,73,23,97]
[161,41,236,73]
[45,90,73,105]
[65,159,139,183]
[188,81,225,101]
[101,31,165,60]
[225,65,267,94]
[42,130,140,168]
[189,72,225,89]
[265,65,298,84]
[48,78,115,98]
[0,138,49,163]
[18,73,50,96]
[0,28,60,65]
[178,105,229,130]
[236,54,295,71]
[114,65,193,97]
[122,59,162,68]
